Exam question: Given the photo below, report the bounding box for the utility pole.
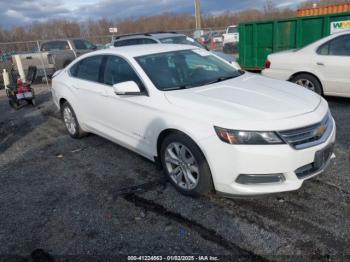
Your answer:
[195,0,201,30]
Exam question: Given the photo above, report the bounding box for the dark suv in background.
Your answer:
[111,32,240,68]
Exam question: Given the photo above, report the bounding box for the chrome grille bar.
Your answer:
[278,112,333,150]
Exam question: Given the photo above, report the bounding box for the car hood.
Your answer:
[164,73,321,124]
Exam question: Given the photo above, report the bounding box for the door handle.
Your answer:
[316,62,325,66]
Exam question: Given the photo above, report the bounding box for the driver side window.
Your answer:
[103,56,144,89]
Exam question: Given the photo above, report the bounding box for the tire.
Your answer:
[61,102,86,138]
[291,74,323,95]
[30,99,36,107]
[160,132,214,197]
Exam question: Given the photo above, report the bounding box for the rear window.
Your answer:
[227,27,237,34]
[114,38,157,47]
[159,36,203,48]
[41,41,69,51]
[73,39,96,50]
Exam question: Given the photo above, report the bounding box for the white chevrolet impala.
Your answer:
[51,44,336,197]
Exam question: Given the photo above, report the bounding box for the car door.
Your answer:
[69,55,108,132]
[97,55,155,156]
[315,34,350,95]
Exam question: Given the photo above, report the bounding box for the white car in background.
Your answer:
[263,31,350,97]
[52,44,335,197]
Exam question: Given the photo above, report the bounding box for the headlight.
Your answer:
[214,126,284,145]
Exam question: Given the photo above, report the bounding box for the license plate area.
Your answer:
[16,92,33,99]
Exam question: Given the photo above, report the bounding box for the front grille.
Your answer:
[278,112,333,150]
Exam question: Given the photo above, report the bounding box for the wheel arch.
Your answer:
[155,128,209,170]
[59,97,68,110]
[288,71,324,94]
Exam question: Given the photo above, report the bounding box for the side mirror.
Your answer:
[113,81,143,95]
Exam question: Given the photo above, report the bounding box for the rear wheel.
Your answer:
[160,132,214,197]
[292,74,323,95]
[61,102,86,138]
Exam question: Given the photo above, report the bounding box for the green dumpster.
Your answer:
[238,12,350,70]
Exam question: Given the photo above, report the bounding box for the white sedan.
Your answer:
[52,44,335,197]
[263,31,350,97]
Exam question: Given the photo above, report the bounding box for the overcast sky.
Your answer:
[1,0,308,29]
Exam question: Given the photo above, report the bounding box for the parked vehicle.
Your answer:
[12,38,96,80]
[239,11,350,70]
[6,66,37,110]
[111,31,240,68]
[263,32,350,97]
[198,33,211,45]
[52,44,336,197]
[222,25,239,54]
[210,32,223,43]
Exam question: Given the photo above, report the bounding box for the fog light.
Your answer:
[236,174,285,185]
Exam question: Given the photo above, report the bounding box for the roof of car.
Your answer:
[90,44,199,58]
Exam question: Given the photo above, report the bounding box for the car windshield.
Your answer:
[159,36,203,48]
[228,27,237,33]
[135,49,243,91]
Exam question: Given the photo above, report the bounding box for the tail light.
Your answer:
[265,59,271,69]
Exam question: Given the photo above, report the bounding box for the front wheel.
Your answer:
[160,132,214,197]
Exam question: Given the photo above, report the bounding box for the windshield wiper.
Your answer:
[164,85,193,91]
[205,74,240,85]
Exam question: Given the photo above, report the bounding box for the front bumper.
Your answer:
[200,119,336,196]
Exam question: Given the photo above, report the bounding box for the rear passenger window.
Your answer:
[76,56,103,82]
[103,56,143,88]
[70,62,79,77]
[329,35,350,56]
[317,35,350,56]
[317,43,329,55]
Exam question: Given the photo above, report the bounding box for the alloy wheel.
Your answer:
[164,142,199,190]
[295,79,315,91]
[63,107,76,135]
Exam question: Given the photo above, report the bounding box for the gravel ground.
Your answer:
[0,84,349,261]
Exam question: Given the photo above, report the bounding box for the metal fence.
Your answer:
[0,27,227,89]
